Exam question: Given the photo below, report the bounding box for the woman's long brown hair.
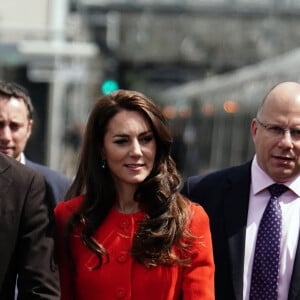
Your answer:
[64,90,194,270]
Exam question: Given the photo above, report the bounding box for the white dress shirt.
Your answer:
[20,152,26,164]
[243,155,300,300]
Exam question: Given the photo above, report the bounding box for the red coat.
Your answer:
[55,196,215,300]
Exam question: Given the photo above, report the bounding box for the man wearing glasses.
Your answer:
[182,81,300,300]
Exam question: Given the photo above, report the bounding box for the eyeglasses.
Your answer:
[256,118,300,141]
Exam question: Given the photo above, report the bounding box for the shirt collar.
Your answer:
[251,155,300,197]
[20,152,26,165]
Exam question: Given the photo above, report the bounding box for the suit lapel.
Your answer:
[223,162,251,300]
[288,228,300,300]
[0,154,12,198]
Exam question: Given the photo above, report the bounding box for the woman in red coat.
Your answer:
[55,90,215,300]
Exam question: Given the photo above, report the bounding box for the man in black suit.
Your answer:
[0,81,70,204]
[0,152,60,299]
[182,81,300,300]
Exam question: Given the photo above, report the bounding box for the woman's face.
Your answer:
[103,109,157,190]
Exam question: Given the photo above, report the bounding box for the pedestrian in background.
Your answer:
[182,81,300,300]
[55,89,215,300]
[0,81,71,205]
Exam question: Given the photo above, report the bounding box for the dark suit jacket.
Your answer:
[26,158,71,205]
[0,152,60,299]
[181,160,300,300]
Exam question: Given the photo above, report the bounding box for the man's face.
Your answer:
[0,97,32,161]
[251,83,300,182]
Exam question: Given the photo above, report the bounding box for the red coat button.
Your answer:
[117,251,129,263]
[115,287,126,299]
[119,219,130,230]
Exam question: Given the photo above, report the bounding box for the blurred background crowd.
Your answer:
[1,0,300,179]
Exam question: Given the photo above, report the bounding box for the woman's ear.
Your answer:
[100,148,106,160]
[100,149,106,169]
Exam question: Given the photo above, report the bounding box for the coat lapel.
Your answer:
[288,228,300,300]
[0,154,12,198]
[224,162,252,300]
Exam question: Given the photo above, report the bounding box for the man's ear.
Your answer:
[250,118,258,139]
[27,119,33,138]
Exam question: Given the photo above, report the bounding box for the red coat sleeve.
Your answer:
[54,197,83,300]
[181,203,215,300]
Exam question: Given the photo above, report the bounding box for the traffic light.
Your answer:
[101,79,119,95]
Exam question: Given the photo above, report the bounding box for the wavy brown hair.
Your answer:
[64,89,194,269]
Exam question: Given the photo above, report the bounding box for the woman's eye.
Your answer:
[114,139,127,144]
[141,135,153,143]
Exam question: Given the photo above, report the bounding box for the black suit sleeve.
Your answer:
[16,169,60,299]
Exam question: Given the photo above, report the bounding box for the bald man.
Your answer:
[182,82,300,300]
